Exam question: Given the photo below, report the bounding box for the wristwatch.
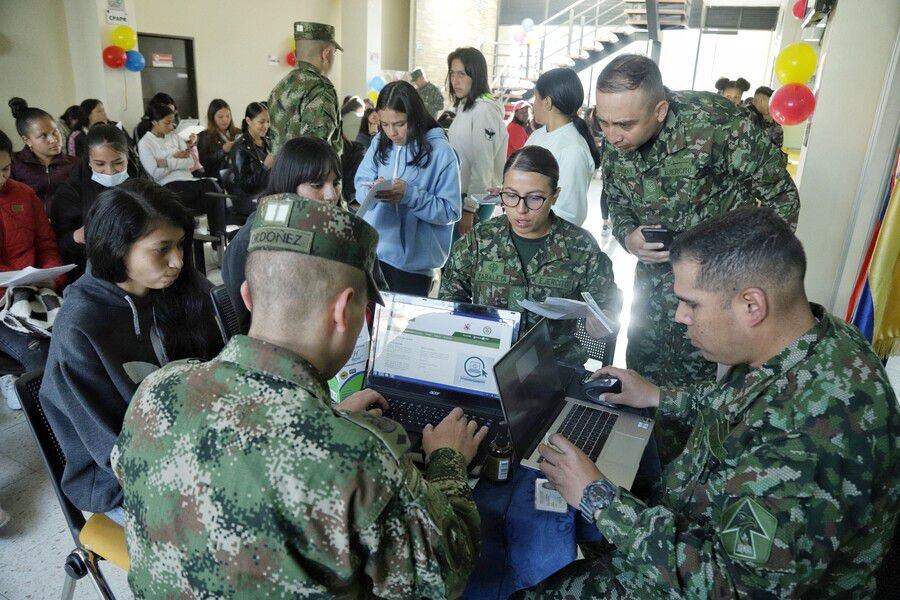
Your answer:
[579,478,618,524]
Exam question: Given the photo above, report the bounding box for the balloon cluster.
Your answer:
[367,76,385,105]
[769,43,818,126]
[514,17,538,45]
[102,25,145,72]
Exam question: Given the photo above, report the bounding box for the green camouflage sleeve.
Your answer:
[727,115,800,229]
[282,86,341,155]
[439,233,477,302]
[358,447,479,599]
[601,155,640,247]
[584,244,622,320]
[593,430,859,597]
[657,381,719,426]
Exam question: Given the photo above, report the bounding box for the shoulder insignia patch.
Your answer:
[719,497,777,564]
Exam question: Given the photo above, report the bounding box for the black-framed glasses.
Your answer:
[500,191,550,211]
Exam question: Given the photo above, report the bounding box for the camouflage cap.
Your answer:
[293,21,343,51]
[248,194,383,305]
[410,68,425,81]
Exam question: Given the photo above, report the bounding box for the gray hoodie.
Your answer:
[447,95,509,210]
[39,270,221,513]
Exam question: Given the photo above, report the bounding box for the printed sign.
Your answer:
[151,53,174,68]
[105,8,128,24]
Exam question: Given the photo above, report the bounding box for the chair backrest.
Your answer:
[210,285,241,342]
[574,319,617,366]
[15,370,87,544]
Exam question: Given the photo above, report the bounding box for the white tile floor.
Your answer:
[0,180,634,599]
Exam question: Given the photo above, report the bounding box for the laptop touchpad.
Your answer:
[601,432,646,465]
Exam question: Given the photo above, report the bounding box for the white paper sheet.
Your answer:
[355,180,394,219]
[519,295,617,336]
[0,265,76,288]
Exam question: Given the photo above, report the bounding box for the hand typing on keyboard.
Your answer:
[422,407,489,465]
[336,388,390,416]
[538,434,608,509]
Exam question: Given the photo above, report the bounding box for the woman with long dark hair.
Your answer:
[8,97,76,208]
[354,80,461,295]
[230,101,273,213]
[222,135,344,329]
[197,98,240,177]
[66,98,109,157]
[134,92,177,142]
[52,124,131,280]
[355,107,380,149]
[525,68,601,227]
[40,179,223,522]
[446,47,508,236]
[137,102,225,238]
[441,145,620,364]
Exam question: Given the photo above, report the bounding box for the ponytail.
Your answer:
[534,68,600,169]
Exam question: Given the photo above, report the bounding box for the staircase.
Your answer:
[488,0,689,102]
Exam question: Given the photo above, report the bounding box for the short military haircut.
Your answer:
[670,207,806,300]
[755,86,774,98]
[595,54,665,106]
[296,39,333,62]
[245,250,366,327]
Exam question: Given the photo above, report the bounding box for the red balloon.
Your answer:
[792,0,807,20]
[286,51,297,67]
[103,45,127,68]
[770,84,816,126]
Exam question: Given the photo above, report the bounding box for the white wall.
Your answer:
[133,0,341,128]
[795,0,900,308]
[0,0,77,149]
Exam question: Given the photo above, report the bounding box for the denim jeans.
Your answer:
[0,324,50,372]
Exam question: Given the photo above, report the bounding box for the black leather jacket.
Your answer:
[231,135,270,195]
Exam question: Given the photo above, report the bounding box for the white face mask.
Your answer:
[91,169,129,188]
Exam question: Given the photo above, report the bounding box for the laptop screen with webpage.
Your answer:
[368,293,521,400]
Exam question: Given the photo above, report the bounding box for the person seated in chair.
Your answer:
[0,129,65,409]
[230,102,274,215]
[440,146,621,366]
[196,98,239,181]
[40,180,223,523]
[51,124,131,282]
[518,208,900,599]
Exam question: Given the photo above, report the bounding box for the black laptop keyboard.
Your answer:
[383,397,496,433]
[550,405,618,461]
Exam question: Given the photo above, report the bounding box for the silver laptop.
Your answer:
[493,319,654,489]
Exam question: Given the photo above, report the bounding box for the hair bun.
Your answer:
[8,97,28,119]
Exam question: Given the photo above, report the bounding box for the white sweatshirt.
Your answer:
[138,131,195,186]
[447,95,508,211]
[524,122,595,226]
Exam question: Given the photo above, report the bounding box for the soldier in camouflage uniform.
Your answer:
[112,194,488,599]
[745,86,787,164]
[595,55,800,462]
[517,208,900,598]
[268,21,343,156]
[411,67,446,117]
[441,146,621,366]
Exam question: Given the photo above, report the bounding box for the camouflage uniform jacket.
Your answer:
[440,215,622,365]
[603,90,800,460]
[573,306,900,598]
[744,100,786,161]
[111,335,480,599]
[417,81,445,118]
[268,60,343,156]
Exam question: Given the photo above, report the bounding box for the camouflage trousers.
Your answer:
[626,263,717,464]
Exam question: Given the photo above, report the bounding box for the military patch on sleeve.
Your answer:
[719,497,777,564]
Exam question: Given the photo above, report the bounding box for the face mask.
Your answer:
[91,169,129,188]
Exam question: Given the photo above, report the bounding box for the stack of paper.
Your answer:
[0,265,76,288]
[519,292,617,336]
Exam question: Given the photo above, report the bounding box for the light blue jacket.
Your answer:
[354,128,461,275]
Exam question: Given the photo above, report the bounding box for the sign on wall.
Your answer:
[151,53,174,68]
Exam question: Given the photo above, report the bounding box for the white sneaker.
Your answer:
[0,505,10,528]
[0,374,20,410]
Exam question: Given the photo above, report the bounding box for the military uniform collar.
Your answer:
[296,60,323,76]
[499,215,572,269]
[631,90,687,172]
[713,303,831,422]
[219,335,330,398]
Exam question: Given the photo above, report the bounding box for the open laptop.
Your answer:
[367,293,521,439]
[493,319,653,489]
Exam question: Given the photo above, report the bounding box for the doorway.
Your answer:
[137,33,199,119]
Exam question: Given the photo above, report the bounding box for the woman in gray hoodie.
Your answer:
[40,179,224,522]
[446,47,509,238]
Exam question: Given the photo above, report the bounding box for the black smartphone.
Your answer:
[642,227,674,250]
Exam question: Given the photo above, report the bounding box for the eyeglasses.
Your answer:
[500,191,550,211]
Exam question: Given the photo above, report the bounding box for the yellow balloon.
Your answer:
[291,38,296,51]
[367,90,379,104]
[775,43,817,85]
[112,25,137,51]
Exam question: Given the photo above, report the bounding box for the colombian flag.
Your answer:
[846,147,900,358]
